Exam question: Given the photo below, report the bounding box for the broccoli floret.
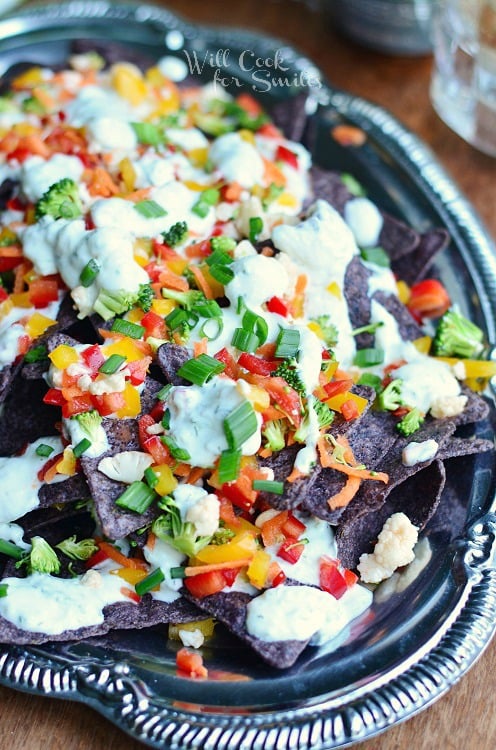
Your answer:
[378,379,404,411]
[262,419,286,452]
[35,178,82,221]
[211,527,236,545]
[432,309,484,359]
[56,535,98,561]
[397,407,424,437]
[161,288,206,311]
[26,536,60,574]
[162,221,188,248]
[312,397,335,429]
[351,321,384,336]
[152,498,212,557]
[71,410,103,443]
[93,288,138,320]
[210,235,236,254]
[311,315,338,347]
[273,358,306,396]
[136,282,154,312]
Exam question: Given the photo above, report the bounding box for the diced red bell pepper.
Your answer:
[43,388,66,407]
[275,145,299,169]
[37,452,64,482]
[138,414,156,448]
[238,352,278,376]
[151,238,180,261]
[407,279,451,320]
[343,568,358,588]
[281,512,306,539]
[319,557,349,600]
[257,123,283,138]
[127,356,152,385]
[266,295,289,317]
[277,536,305,564]
[263,376,302,427]
[214,347,239,380]
[81,344,105,374]
[16,334,31,358]
[85,548,110,569]
[62,393,94,418]
[0,256,23,272]
[341,399,360,421]
[144,261,162,282]
[90,391,126,416]
[0,287,8,303]
[176,647,208,678]
[7,147,32,164]
[149,400,165,421]
[141,311,167,339]
[323,379,354,399]
[120,587,141,604]
[220,482,254,512]
[266,561,287,587]
[143,435,172,465]
[184,570,228,598]
[218,496,241,527]
[221,567,239,587]
[29,278,59,308]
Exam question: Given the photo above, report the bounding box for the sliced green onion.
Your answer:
[177,353,225,385]
[115,481,157,513]
[353,348,385,368]
[242,309,268,346]
[231,327,260,353]
[73,438,91,458]
[134,200,168,218]
[79,258,100,287]
[249,216,263,244]
[166,308,198,332]
[192,298,222,319]
[360,246,390,267]
[144,467,159,489]
[252,479,284,495]
[99,353,127,374]
[35,443,54,458]
[156,384,173,401]
[351,321,384,337]
[131,121,162,146]
[192,188,220,218]
[224,401,258,450]
[170,566,187,579]
[0,539,25,560]
[199,317,224,341]
[207,244,235,265]
[218,448,241,484]
[24,344,48,363]
[160,435,191,462]
[275,327,300,359]
[0,583,7,598]
[135,567,165,596]
[357,373,383,392]
[341,172,366,197]
[161,408,171,430]
[209,263,235,285]
[111,318,145,339]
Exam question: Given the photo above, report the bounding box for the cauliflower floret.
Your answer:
[235,195,269,240]
[185,493,220,537]
[81,569,103,588]
[358,512,419,584]
[430,394,468,419]
[86,369,129,395]
[98,451,153,484]
[178,628,205,649]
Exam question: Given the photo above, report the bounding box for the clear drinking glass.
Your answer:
[431,0,496,156]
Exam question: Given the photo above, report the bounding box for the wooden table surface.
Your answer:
[2,0,496,748]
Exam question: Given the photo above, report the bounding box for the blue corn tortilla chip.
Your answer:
[372,289,424,341]
[391,228,450,285]
[156,342,191,385]
[270,91,310,143]
[0,377,60,456]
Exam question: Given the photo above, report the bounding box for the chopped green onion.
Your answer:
[192,298,222,319]
[360,246,390,267]
[341,172,366,197]
[357,373,383,392]
[35,443,54,457]
[199,317,224,341]
[156,384,173,401]
[192,188,220,218]
[160,435,191,462]
[79,258,100,287]
[351,321,384,336]
[252,479,284,495]
[135,567,165,596]
[115,481,157,513]
[218,448,242,484]
[24,344,49,363]
[242,309,268,346]
[144,467,159,489]
[0,583,7,598]
[224,401,258,450]
[165,308,198,332]
[131,121,162,146]
[111,318,145,339]
[99,353,127,374]
[231,327,260,353]
[249,216,263,243]
[353,348,385,367]
[161,408,171,430]
[177,353,225,385]
[73,438,91,458]
[0,539,25,560]
[275,327,300,359]
[134,200,168,218]
[170,566,186,579]
[209,263,235,284]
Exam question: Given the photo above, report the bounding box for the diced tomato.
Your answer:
[91,394,113,416]
[141,311,167,339]
[319,557,349,600]
[43,388,66,407]
[29,278,59,308]
[62,393,94,418]
[138,414,156,448]
[407,279,451,320]
[277,537,305,564]
[184,570,227,598]
[281,512,306,539]
[85,548,110,569]
[127,356,152,385]
[143,435,172,465]
[238,352,278,376]
[81,344,105,373]
[37,452,64,482]
[214,347,239,380]
[256,123,283,138]
[6,196,24,211]
[91,391,126,416]
[275,145,299,169]
[323,379,354,399]
[44,126,88,156]
[341,399,360,421]
[266,295,289,317]
[343,568,358,588]
[176,647,208,678]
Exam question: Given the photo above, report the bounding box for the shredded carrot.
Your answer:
[286,465,305,483]
[223,181,243,201]
[184,242,208,259]
[85,167,119,197]
[146,532,157,552]
[262,156,286,188]
[173,463,192,477]
[32,86,55,110]
[13,262,31,294]
[43,461,61,484]
[260,245,275,257]
[328,475,362,510]
[125,187,151,202]
[22,134,50,158]
[258,447,273,459]
[256,342,277,359]
[184,559,253,577]
[0,246,22,258]
[98,541,148,570]
[158,267,189,292]
[185,466,205,485]
[318,436,388,482]
[190,265,214,299]
[193,338,208,357]
[288,273,308,318]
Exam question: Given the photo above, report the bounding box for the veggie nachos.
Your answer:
[0,48,493,670]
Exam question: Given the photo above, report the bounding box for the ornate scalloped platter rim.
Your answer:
[0,2,495,748]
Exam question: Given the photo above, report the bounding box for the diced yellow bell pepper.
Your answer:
[223,516,260,536]
[276,192,297,207]
[320,359,339,383]
[396,280,411,305]
[25,312,57,338]
[200,266,225,299]
[111,63,148,105]
[326,281,342,299]
[152,298,177,316]
[168,618,216,641]
[153,464,178,496]
[12,67,44,88]
[12,122,38,136]
[195,531,258,564]
[188,147,209,167]
[145,66,166,87]
[326,390,369,415]
[119,157,137,192]
[9,293,31,309]
[434,357,496,379]
[56,447,76,476]
[307,321,324,339]
[413,336,432,355]
[103,337,145,362]
[115,382,141,418]
[166,259,188,275]
[464,377,487,392]
[247,549,271,589]
[49,344,80,369]
[183,179,208,192]
[112,567,149,585]
[238,129,255,144]
[126,307,145,324]
[0,298,13,321]
[237,381,270,412]
[148,94,180,118]
[0,228,17,244]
